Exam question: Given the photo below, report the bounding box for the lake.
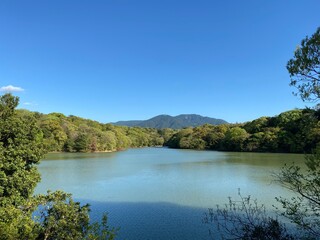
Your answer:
[35,147,304,239]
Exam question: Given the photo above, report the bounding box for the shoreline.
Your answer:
[47,146,165,154]
[47,149,118,154]
[47,146,306,155]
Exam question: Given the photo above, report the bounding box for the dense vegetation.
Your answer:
[16,110,176,153]
[0,94,116,239]
[16,107,320,154]
[113,114,227,129]
[166,108,320,153]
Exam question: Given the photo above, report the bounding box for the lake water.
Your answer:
[35,147,304,239]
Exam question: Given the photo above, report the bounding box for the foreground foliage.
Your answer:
[0,94,116,239]
[275,148,320,239]
[287,27,320,102]
[205,148,320,240]
[204,192,294,240]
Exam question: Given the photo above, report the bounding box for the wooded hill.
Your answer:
[166,108,320,153]
[16,110,176,153]
[16,107,320,154]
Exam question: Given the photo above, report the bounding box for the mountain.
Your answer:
[112,120,143,127]
[112,114,228,129]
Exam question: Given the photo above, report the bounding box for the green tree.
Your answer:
[113,128,131,150]
[34,191,116,240]
[0,94,45,207]
[260,127,280,152]
[166,128,193,148]
[245,132,264,151]
[205,125,228,150]
[74,133,89,152]
[101,131,117,151]
[222,127,249,151]
[0,94,45,239]
[244,117,269,134]
[275,148,320,239]
[159,128,176,144]
[0,94,116,239]
[287,27,320,101]
[40,117,67,152]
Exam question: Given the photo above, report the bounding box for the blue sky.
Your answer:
[1,0,319,123]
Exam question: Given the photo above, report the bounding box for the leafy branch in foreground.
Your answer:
[287,27,320,102]
[0,93,116,239]
[274,148,320,239]
[32,191,117,240]
[204,190,294,240]
[204,148,320,240]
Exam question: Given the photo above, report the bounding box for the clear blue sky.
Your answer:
[1,0,319,123]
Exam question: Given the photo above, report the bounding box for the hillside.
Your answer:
[166,109,320,153]
[14,107,320,154]
[113,114,228,129]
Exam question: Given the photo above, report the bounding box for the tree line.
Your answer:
[16,106,320,154]
[166,108,320,153]
[16,110,176,153]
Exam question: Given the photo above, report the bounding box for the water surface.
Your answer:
[36,148,304,239]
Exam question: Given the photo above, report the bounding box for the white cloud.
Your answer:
[0,85,24,92]
[23,102,38,106]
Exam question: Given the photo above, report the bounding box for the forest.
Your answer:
[18,106,320,154]
[166,108,320,153]
[16,110,176,153]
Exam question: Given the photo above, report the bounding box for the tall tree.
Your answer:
[0,94,116,239]
[287,27,320,101]
[0,94,45,238]
[0,94,45,207]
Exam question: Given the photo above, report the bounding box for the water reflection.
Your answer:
[37,148,305,240]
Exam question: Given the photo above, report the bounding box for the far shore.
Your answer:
[47,146,165,154]
[47,149,118,154]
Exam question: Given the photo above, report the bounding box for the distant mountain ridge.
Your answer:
[112,114,228,129]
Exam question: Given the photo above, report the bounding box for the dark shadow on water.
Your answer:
[76,199,212,240]
[75,199,296,240]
